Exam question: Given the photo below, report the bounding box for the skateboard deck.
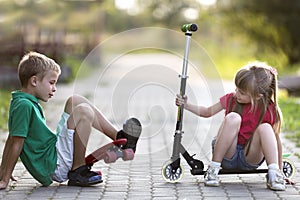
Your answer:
[85,138,134,165]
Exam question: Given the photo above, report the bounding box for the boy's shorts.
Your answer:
[51,112,75,183]
[212,138,264,170]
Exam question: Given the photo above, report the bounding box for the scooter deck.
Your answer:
[191,168,268,176]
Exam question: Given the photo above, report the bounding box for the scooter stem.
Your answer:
[175,30,193,131]
[171,25,197,161]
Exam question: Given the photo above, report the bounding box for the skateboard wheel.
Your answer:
[122,149,134,161]
[161,160,183,183]
[282,158,295,179]
[104,151,117,163]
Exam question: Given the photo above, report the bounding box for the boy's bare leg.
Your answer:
[66,102,94,170]
[64,95,118,170]
[64,95,118,140]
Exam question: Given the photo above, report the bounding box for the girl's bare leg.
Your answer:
[213,112,241,162]
[245,123,278,165]
[246,123,286,191]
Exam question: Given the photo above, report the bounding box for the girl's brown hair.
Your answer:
[232,61,282,134]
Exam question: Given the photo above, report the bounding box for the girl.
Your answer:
[176,62,286,191]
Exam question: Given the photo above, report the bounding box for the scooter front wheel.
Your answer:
[282,158,295,179]
[162,160,184,183]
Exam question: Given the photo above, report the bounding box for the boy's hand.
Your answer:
[175,94,187,107]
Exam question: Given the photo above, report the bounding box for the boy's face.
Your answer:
[35,70,60,102]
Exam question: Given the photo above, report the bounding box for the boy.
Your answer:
[0,52,141,189]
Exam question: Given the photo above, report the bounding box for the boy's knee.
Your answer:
[75,103,94,121]
[65,94,87,113]
[66,94,83,105]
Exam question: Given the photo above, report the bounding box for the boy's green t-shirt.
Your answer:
[8,91,57,186]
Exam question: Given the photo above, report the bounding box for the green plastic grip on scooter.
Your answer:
[181,23,198,32]
[282,153,291,158]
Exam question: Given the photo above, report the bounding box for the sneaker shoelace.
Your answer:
[267,169,285,184]
[205,167,219,180]
[273,171,284,184]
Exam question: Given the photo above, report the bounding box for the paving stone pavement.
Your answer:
[0,54,299,199]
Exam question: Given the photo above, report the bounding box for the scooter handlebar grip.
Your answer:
[181,23,198,32]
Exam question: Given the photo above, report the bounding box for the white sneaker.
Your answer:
[204,165,220,186]
[266,169,286,191]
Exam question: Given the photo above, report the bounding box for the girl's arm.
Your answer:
[275,133,283,171]
[0,136,24,190]
[275,133,295,185]
[176,94,223,117]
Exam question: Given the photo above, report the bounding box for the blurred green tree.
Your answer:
[218,0,300,65]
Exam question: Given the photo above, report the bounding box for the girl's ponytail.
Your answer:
[269,69,282,134]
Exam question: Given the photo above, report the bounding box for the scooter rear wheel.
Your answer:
[162,160,184,183]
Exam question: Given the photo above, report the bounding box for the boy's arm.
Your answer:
[0,136,24,190]
[0,135,16,181]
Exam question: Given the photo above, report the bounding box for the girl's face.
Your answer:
[235,88,252,104]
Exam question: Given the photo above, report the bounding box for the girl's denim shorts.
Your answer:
[212,138,264,170]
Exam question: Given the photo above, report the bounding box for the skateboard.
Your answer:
[85,138,134,165]
[161,23,296,183]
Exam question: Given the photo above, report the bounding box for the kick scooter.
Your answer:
[161,24,296,183]
[161,23,205,183]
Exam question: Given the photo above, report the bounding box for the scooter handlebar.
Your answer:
[181,23,198,32]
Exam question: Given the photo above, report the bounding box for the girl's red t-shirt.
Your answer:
[220,93,276,145]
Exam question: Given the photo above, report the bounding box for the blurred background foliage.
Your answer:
[0,0,299,135]
[0,0,300,80]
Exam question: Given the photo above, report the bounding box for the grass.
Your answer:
[0,90,10,131]
[279,95,300,147]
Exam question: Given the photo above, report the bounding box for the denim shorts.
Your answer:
[212,138,264,170]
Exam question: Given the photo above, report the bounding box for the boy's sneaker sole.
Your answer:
[68,176,103,187]
[67,165,103,187]
[123,118,142,138]
[117,118,142,152]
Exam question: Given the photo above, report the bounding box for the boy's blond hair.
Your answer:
[18,52,61,87]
